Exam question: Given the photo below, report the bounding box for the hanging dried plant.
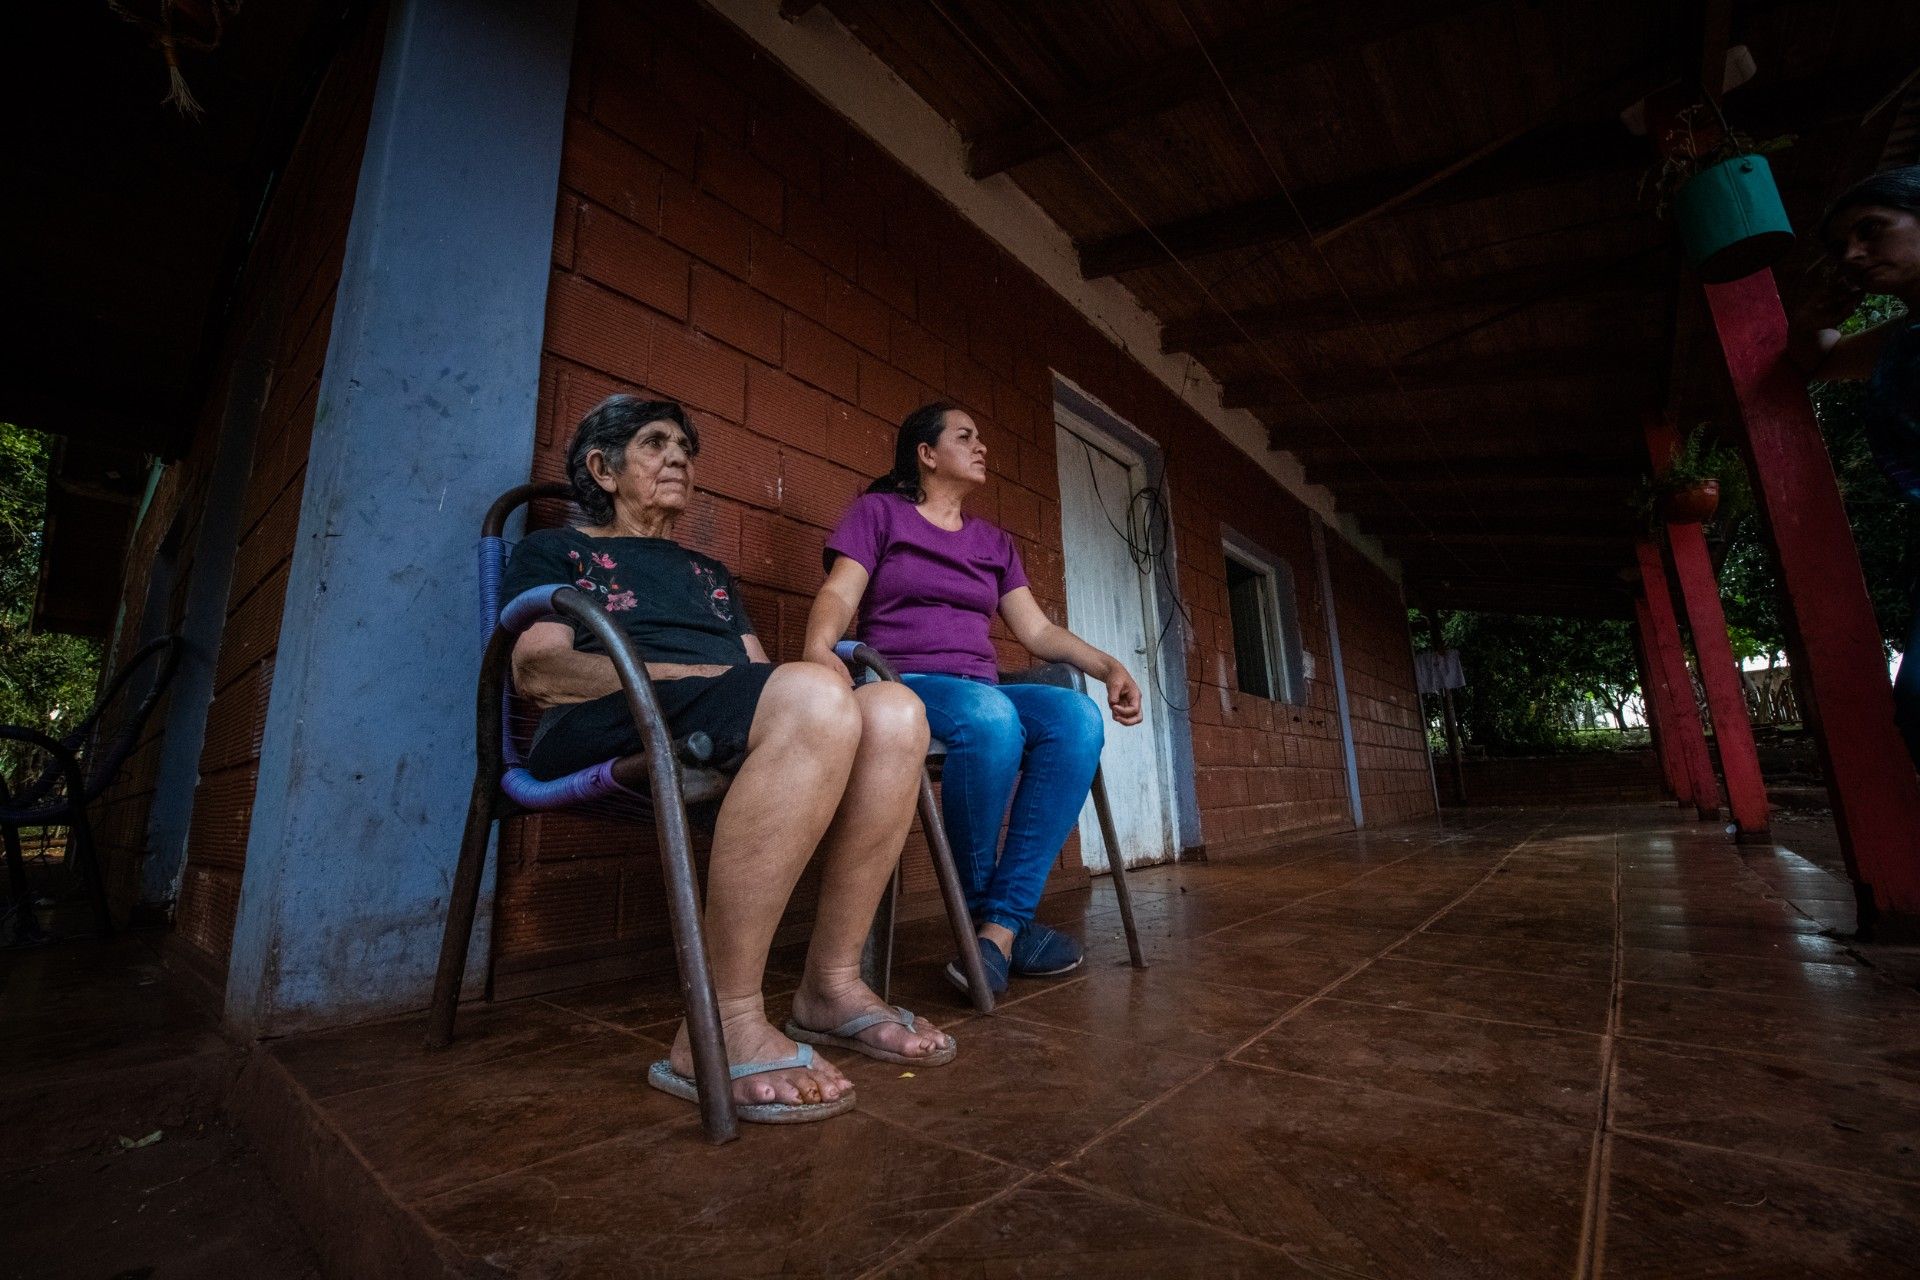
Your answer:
[108,0,242,119]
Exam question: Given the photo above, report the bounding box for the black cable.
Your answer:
[1075,437,1193,713]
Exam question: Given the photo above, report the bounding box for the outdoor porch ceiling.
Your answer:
[815,0,1920,613]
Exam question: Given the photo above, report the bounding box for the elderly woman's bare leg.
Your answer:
[667,663,861,1107]
[790,681,950,1059]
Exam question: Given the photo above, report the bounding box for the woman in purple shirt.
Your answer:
[806,402,1142,994]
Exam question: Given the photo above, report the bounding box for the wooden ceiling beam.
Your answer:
[1079,120,1644,278]
[1308,454,1637,487]
[963,0,1501,179]
[1160,251,1666,354]
[1078,61,1903,279]
[1224,346,1642,407]
[1361,513,1634,537]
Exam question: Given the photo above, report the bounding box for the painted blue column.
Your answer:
[225,0,577,1035]
[1310,515,1365,830]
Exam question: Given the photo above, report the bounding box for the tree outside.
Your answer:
[1416,297,1916,758]
[0,423,103,787]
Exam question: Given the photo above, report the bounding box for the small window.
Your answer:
[1221,535,1304,704]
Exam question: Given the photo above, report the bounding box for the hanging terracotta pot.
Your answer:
[1663,480,1721,524]
[1674,154,1794,283]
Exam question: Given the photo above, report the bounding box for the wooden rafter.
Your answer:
[1159,251,1666,353]
[1078,61,1905,279]
[1078,121,1644,278]
[1224,345,1642,407]
[962,0,1501,179]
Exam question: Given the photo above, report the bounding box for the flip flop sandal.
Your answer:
[646,1045,856,1124]
[784,1005,958,1067]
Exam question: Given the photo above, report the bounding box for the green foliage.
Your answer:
[1414,609,1643,755]
[0,424,102,785]
[1718,295,1916,657]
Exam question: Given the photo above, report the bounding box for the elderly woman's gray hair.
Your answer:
[565,395,700,524]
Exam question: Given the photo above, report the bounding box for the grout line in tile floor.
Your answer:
[1212,810,1572,1064]
[1604,1126,1920,1187]
[1573,826,1626,1280]
[1220,1056,1599,1131]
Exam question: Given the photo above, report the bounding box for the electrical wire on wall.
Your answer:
[1074,435,1194,714]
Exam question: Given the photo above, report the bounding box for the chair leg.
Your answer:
[426,776,498,1051]
[1089,767,1145,969]
[919,773,993,1012]
[67,802,113,939]
[860,864,900,1003]
[650,794,738,1145]
[2,823,43,944]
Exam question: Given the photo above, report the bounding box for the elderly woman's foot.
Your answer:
[668,1013,851,1107]
[790,977,954,1062]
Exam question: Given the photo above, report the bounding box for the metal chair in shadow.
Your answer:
[1,634,183,943]
[835,641,1147,996]
[427,483,994,1146]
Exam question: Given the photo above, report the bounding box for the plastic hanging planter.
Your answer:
[1673,154,1794,284]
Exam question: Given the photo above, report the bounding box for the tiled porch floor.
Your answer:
[269,806,1920,1277]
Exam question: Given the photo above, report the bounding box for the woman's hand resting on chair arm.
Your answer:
[998,588,1144,726]
[801,557,870,678]
[511,620,743,708]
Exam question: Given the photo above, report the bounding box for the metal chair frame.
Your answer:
[1,634,183,943]
[427,483,993,1145]
[839,642,1147,988]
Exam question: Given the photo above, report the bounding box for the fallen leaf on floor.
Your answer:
[899,1071,915,1079]
[118,1131,164,1150]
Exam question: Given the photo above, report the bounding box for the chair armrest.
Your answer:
[489,586,712,770]
[834,640,904,684]
[0,725,89,822]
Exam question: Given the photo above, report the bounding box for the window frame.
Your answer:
[1219,528,1306,706]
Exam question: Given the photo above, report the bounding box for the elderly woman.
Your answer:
[804,402,1142,996]
[503,395,954,1124]
[1791,166,1920,768]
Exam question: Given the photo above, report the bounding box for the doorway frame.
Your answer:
[1050,373,1202,859]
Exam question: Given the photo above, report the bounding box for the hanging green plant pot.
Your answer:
[1674,155,1794,283]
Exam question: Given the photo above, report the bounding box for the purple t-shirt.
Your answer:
[825,492,1028,680]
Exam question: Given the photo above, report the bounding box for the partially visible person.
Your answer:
[803,402,1143,996]
[503,395,953,1124]
[1790,165,1920,768]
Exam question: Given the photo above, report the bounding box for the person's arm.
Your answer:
[998,587,1143,726]
[510,622,731,707]
[802,556,869,674]
[1788,275,1889,381]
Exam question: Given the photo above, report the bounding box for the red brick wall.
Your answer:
[493,0,1434,990]
[164,12,386,975]
[1328,536,1437,828]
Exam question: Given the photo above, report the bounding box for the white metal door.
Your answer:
[1053,417,1172,870]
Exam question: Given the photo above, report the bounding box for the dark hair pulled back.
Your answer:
[865,401,958,503]
[1820,165,1920,249]
[565,395,698,524]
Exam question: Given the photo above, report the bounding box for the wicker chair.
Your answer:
[836,642,1147,989]
[426,483,993,1145]
[1,634,183,943]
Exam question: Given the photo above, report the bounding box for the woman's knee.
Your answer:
[760,663,860,746]
[1032,685,1105,756]
[939,685,1025,759]
[855,681,929,753]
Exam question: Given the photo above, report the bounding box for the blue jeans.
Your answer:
[901,674,1104,934]
[1897,581,1920,770]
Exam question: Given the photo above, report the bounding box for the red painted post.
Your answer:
[1703,270,1920,934]
[1635,539,1721,820]
[1664,520,1772,839]
[1631,602,1689,804]
[1646,412,1771,840]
